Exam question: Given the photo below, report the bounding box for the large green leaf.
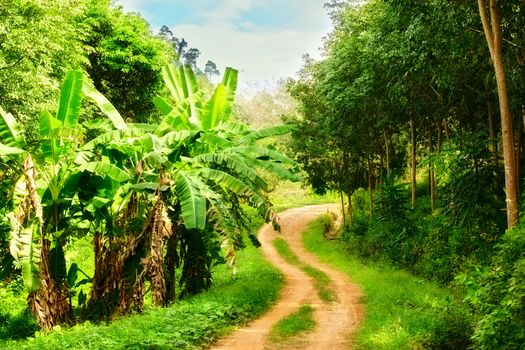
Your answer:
[39,110,63,138]
[56,70,84,127]
[81,126,153,151]
[176,172,206,230]
[238,124,297,144]
[202,84,226,130]
[161,64,203,124]
[9,220,41,293]
[78,162,131,182]
[191,153,268,191]
[82,80,127,130]
[49,241,67,283]
[220,67,238,123]
[0,106,25,148]
[198,168,251,195]
[225,146,296,165]
[0,142,25,156]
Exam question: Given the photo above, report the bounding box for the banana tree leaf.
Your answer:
[82,127,152,151]
[67,263,79,289]
[78,162,131,182]
[85,196,110,213]
[10,222,41,293]
[130,182,169,192]
[238,124,297,144]
[82,80,127,130]
[153,95,173,116]
[220,67,238,123]
[254,159,302,182]
[57,70,83,127]
[176,172,206,230]
[225,146,296,165]
[198,168,251,195]
[202,84,226,130]
[0,106,25,148]
[199,132,233,149]
[192,153,269,191]
[162,64,185,102]
[39,110,63,138]
[49,241,67,283]
[0,143,25,156]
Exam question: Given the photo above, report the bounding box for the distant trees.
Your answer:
[159,25,220,74]
[290,0,525,228]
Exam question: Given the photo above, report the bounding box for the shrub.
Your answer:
[458,224,525,349]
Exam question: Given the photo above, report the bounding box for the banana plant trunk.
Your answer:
[29,238,74,330]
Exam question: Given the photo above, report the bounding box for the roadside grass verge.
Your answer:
[272,238,336,302]
[269,305,315,344]
[303,216,472,350]
[0,242,284,350]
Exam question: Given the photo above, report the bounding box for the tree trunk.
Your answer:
[383,129,391,177]
[367,155,373,218]
[340,191,347,228]
[346,189,353,229]
[410,113,417,209]
[478,0,519,227]
[429,123,436,212]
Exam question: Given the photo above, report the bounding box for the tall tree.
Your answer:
[477,0,518,228]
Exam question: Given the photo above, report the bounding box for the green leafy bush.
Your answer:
[459,224,525,349]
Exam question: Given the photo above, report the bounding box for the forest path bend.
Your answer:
[211,204,363,350]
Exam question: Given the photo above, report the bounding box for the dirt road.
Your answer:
[211,204,363,350]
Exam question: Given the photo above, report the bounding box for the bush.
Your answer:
[458,224,525,349]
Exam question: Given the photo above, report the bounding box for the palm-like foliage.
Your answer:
[0,63,298,328]
[0,71,127,329]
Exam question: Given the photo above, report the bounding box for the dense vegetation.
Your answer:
[289,0,525,348]
[2,0,525,348]
[0,0,300,341]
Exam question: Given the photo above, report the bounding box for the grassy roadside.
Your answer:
[302,216,472,350]
[0,242,284,349]
[273,238,336,302]
[269,182,339,212]
[269,305,315,344]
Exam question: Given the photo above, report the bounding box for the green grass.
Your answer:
[272,238,336,302]
[0,243,284,349]
[269,305,315,343]
[269,182,339,212]
[302,217,471,350]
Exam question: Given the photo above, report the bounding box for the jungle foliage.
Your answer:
[289,0,525,348]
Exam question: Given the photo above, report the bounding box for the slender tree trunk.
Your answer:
[383,129,391,177]
[367,155,373,218]
[410,113,417,209]
[340,191,347,228]
[443,119,450,141]
[346,189,353,229]
[379,153,384,208]
[516,124,522,197]
[429,123,436,212]
[478,0,518,227]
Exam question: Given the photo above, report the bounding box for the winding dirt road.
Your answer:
[211,204,364,350]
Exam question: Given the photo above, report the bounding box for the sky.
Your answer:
[116,0,332,92]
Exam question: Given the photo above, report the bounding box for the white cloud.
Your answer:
[118,0,332,92]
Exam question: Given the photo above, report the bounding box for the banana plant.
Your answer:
[0,70,127,329]
[152,63,301,296]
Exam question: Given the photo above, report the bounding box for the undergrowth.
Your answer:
[303,216,472,350]
[0,242,284,349]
